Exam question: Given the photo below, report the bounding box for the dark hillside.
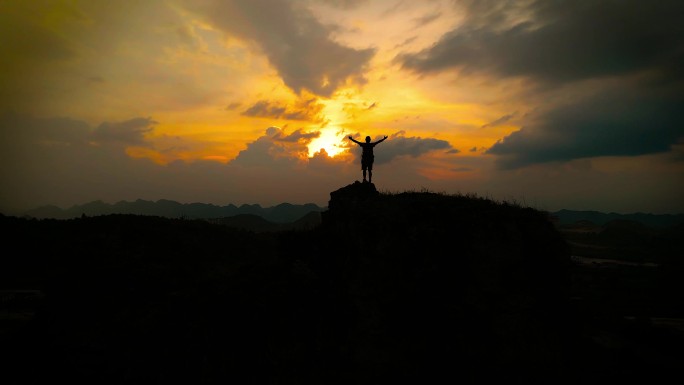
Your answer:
[310,181,572,383]
[1,183,681,384]
[207,211,322,232]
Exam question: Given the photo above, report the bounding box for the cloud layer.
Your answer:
[189,0,375,97]
[231,126,319,167]
[398,1,684,85]
[349,131,455,165]
[242,98,324,122]
[486,82,684,168]
[397,0,684,168]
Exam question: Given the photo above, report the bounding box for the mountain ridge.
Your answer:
[20,199,326,223]
[16,199,684,228]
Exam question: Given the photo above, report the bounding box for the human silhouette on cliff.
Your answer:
[348,135,388,183]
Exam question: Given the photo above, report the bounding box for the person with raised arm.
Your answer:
[348,134,388,183]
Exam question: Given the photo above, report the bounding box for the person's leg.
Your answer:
[369,169,372,183]
[362,168,367,181]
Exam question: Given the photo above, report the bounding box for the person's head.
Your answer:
[365,136,371,143]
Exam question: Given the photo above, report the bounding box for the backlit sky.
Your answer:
[1,0,683,214]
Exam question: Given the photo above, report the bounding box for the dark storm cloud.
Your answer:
[242,98,324,122]
[189,0,375,97]
[91,117,156,146]
[397,0,684,168]
[486,85,684,169]
[352,131,454,164]
[397,0,684,85]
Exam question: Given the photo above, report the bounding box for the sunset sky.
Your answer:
[1,0,683,215]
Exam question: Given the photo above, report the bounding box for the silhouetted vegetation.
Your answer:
[1,182,682,384]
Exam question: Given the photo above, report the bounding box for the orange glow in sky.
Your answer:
[1,0,682,214]
[307,128,346,158]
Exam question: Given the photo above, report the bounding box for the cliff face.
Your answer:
[315,181,572,382]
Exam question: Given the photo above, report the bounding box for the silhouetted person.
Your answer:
[348,135,388,183]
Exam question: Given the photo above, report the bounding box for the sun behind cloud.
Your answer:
[307,127,347,158]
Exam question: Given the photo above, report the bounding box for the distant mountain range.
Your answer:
[15,200,684,228]
[20,199,326,223]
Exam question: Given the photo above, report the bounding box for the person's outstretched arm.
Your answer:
[373,135,388,145]
[348,135,361,145]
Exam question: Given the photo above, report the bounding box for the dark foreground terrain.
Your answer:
[2,182,683,384]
